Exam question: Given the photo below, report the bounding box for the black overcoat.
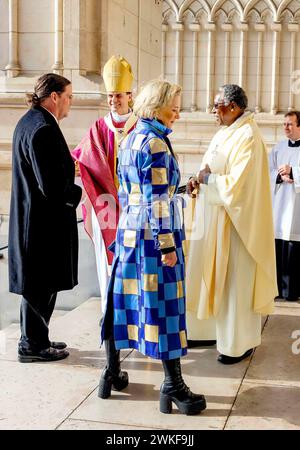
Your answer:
[8,106,82,295]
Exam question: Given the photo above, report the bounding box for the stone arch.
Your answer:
[211,0,244,22]
[195,8,210,24]
[214,8,229,24]
[164,0,180,22]
[228,8,242,24]
[280,8,294,24]
[244,0,277,22]
[261,7,274,24]
[163,8,177,23]
[276,0,292,22]
[182,8,196,23]
[247,8,261,23]
[295,10,300,23]
[178,0,210,22]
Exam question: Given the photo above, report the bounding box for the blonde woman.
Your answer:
[98,80,206,416]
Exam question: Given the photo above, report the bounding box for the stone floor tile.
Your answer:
[69,351,249,430]
[58,419,156,430]
[245,313,300,384]
[0,360,99,430]
[225,380,300,430]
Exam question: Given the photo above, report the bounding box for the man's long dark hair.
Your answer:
[26,73,71,107]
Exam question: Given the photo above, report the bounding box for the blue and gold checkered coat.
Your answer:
[105,118,187,360]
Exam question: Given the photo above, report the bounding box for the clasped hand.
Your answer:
[161,251,177,268]
[186,164,211,197]
[278,164,293,184]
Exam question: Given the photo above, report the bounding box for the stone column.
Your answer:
[161,23,168,79]
[221,23,233,85]
[238,22,248,89]
[171,22,184,86]
[288,23,299,111]
[254,23,265,113]
[205,22,216,113]
[189,23,200,112]
[5,0,21,77]
[52,0,64,74]
[270,23,282,115]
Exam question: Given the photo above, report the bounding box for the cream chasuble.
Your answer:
[186,113,277,356]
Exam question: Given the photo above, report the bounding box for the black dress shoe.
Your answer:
[217,348,253,365]
[18,347,69,363]
[187,340,216,348]
[51,341,67,349]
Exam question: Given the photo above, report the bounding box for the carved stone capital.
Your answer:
[270,23,282,32]
[171,22,184,31]
[188,23,201,32]
[254,23,266,32]
[288,23,299,32]
[204,22,216,31]
[221,23,233,32]
[237,23,248,31]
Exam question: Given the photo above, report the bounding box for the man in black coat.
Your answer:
[8,73,82,362]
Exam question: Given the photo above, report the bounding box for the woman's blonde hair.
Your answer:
[133,80,181,119]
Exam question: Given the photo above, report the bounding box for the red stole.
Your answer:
[72,113,136,264]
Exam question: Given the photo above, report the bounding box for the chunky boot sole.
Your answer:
[160,393,206,415]
[98,371,129,398]
[112,371,129,391]
[98,377,113,399]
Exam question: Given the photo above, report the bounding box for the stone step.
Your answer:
[1,297,102,345]
[2,322,19,338]
[1,309,70,339]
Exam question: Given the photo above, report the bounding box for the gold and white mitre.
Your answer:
[103,55,133,93]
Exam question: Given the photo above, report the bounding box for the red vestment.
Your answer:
[72,112,137,264]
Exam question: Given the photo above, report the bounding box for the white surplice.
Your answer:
[269,139,300,241]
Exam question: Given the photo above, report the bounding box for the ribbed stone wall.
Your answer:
[162,0,300,113]
[0,0,299,214]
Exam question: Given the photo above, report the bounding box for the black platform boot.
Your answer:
[160,358,206,415]
[98,336,129,399]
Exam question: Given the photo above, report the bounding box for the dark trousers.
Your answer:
[102,286,114,340]
[275,239,300,299]
[19,292,57,351]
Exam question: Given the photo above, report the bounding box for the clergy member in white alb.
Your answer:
[185,84,277,365]
[269,111,300,301]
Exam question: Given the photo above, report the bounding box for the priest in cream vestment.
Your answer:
[186,85,277,364]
